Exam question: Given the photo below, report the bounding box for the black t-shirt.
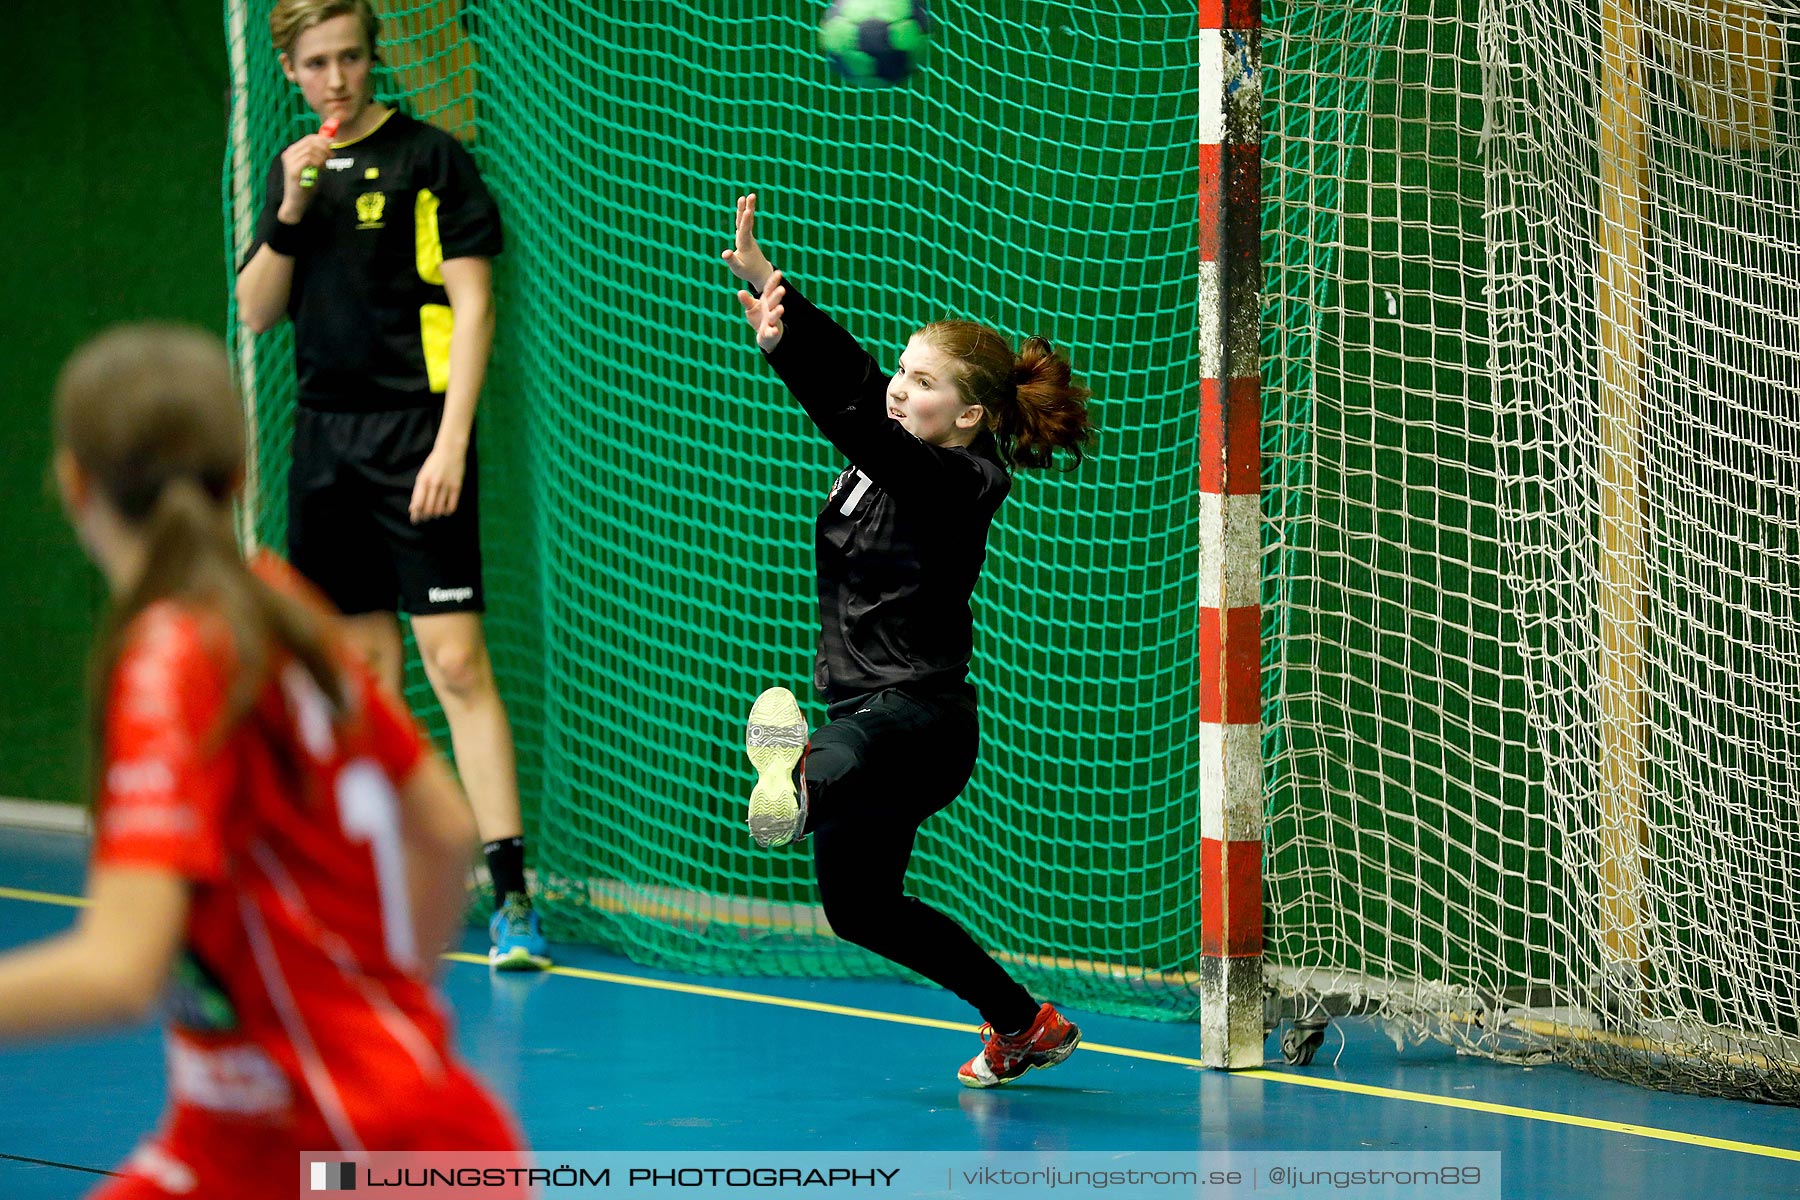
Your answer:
[243,110,503,411]
[762,278,1013,703]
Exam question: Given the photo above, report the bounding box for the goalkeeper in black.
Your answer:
[723,193,1094,1087]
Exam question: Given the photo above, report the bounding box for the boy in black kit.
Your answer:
[237,0,548,970]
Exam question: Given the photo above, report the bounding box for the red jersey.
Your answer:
[89,558,521,1194]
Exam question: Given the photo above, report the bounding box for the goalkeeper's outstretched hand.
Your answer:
[737,272,786,353]
[722,193,776,293]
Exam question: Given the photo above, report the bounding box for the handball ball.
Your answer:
[820,0,930,87]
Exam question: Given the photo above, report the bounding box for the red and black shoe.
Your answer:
[958,1002,1081,1088]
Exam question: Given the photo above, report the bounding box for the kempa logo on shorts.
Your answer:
[428,586,475,603]
[310,1161,356,1190]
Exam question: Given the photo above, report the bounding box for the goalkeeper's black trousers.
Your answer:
[803,683,1042,1037]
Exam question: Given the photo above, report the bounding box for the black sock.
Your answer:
[991,1001,1042,1039]
[483,836,528,909]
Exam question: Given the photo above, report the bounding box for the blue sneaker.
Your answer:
[488,894,552,971]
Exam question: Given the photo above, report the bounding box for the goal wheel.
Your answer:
[1280,1016,1330,1065]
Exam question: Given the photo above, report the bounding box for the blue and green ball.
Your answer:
[819,0,931,87]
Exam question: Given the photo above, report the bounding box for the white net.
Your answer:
[1265,0,1800,1102]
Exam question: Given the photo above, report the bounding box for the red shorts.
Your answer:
[90,1070,526,1199]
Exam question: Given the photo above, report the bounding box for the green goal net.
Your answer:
[224,0,1204,1020]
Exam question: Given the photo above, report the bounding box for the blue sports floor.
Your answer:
[1,826,1796,1199]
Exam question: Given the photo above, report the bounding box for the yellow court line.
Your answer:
[8,889,1796,1161]
[440,955,1800,1159]
[1235,1070,1800,1163]
[443,951,1192,1066]
[0,886,87,909]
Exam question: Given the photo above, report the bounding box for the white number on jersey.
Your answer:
[283,664,418,970]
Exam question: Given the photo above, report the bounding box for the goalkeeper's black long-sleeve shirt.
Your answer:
[761,278,1012,704]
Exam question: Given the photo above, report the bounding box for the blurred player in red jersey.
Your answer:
[0,324,528,1198]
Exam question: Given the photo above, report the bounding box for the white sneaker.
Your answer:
[745,686,809,847]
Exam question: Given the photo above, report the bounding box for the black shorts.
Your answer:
[287,405,485,617]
